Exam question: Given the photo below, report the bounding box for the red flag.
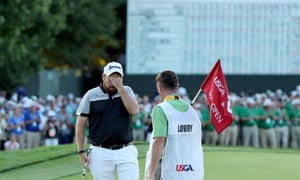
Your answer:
[201,60,233,134]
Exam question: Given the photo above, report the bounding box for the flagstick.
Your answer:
[191,88,202,105]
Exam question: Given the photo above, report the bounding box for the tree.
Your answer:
[0,0,124,92]
[45,0,124,70]
[0,0,67,92]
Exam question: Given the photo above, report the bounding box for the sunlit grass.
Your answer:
[1,143,299,180]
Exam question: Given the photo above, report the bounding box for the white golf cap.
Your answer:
[263,98,273,107]
[292,99,300,106]
[103,62,123,77]
[246,97,255,105]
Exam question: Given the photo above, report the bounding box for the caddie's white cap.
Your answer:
[103,62,123,77]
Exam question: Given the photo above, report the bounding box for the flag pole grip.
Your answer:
[191,88,202,105]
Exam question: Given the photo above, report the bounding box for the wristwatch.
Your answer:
[78,150,85,154]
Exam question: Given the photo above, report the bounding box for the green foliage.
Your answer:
[0,0,67,91]
[45,0,123,69]
[0,0,124,92]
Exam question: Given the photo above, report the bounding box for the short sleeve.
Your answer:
[151,105,168,138]
[76,92,90,116]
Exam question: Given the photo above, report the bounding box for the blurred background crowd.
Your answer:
[1,84,300,151]
[135,86,300,150]
[0,91,79,151]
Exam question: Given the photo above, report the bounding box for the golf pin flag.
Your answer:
[201,59,233,134]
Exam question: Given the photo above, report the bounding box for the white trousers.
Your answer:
[89,144,139,180]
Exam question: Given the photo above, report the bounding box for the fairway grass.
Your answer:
[0,144,299,180]
[204,149,300,180]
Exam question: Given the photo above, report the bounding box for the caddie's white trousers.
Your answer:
[89,144,139,180]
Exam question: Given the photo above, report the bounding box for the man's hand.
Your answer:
[79,153,90,169]
[146,175,156,180]
[109,73,123,90]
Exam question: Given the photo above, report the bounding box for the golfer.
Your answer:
[76,62,139,180]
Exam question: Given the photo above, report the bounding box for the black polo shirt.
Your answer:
[76,85,135,146]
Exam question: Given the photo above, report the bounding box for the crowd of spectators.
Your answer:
[1,85,300,151]
[132,86,300,149]
[0,92,79,151]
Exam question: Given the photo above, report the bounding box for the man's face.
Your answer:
[102,73,119,95]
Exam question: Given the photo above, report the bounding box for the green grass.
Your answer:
[0,143,299,180]
[204,146,300,180]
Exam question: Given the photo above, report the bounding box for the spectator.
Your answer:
[290,98,300,148]
[222,96,240,146]
[141,95,153,142]
[44,111,59,146]
[177,86,191,103]
[192,103,202,120]
[7,105,25,149]
[144,113,153,143]
[132,104,146,141]
[240,97,260,147]
[16,86,26,102]
[4,134,20,151]
[145,95,162,143]
[257,99,276,148]
[0,109,8,150]
[201,102,218,145]
[141,95,152,115]
[56,105,74,144]
[24,100,42,149]
[273,98,289,148]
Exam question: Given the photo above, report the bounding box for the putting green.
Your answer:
[0,144,299,180]
[204,150,300,180]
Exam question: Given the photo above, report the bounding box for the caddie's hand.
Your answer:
[79,153,90,169]
[147,175,155,180]
[109,74,123,89]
